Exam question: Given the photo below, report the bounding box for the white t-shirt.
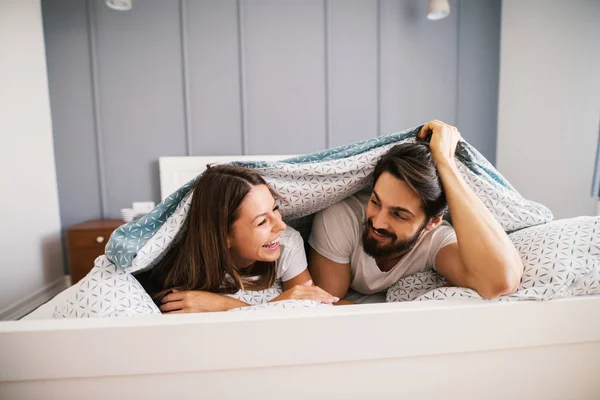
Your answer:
[308,193,457,294]
[275,226,308,282]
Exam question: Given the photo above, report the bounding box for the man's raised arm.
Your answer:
[419,120,524,298]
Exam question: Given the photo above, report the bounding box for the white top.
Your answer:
[308,193,457,294]
[275,226,308,282]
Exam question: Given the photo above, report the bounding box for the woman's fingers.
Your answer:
[159,300,184,313]
[309,285,339,300]
[293,285,339,303]
[161,291,184,304]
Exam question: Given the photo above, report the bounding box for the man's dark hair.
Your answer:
[372,143,447,219]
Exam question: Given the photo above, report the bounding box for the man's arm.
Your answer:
[421,120,524,299]
[309,247,353,303]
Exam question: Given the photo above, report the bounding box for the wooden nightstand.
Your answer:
[66,219,124,284]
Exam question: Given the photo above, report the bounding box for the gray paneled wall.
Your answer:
[42,0,501,230]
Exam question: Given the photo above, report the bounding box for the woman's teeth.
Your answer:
[263,237,280,249]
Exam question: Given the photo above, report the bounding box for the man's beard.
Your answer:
[361,218,427,259]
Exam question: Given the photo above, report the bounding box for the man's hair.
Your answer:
[372,143,447,219]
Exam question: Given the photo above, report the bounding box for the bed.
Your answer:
[2,143,600,399]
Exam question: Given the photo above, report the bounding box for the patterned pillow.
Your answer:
[225,280,284,305]
[228,300,329,312]
[53,256,160,318]
[504,216,600,300]
[387,217,600,302]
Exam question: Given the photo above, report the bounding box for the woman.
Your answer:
[136,164,338,313]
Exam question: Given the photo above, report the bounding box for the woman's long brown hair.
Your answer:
[136,165,277,301]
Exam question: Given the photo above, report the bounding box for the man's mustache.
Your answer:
[366,219,397,242]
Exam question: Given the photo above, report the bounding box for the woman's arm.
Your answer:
[160,270,339,313]
[159,290,249,314]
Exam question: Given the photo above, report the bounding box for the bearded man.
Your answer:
[308,120,524,304]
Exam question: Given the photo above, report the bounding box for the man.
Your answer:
[308,120,523,303]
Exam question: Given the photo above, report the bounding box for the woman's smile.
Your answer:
[262,237,280,250]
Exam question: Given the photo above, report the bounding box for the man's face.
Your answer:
[362,171,436,259]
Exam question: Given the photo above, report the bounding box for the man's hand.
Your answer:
[417,120,461,165]
[160,290,245,314]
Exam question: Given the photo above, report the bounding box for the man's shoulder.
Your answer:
[417,221,457,250]
[317,192,368,223]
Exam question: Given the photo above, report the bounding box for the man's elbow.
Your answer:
[480,279,519,299]
[477,263,523,299]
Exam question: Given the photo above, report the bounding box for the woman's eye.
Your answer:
[370,199,380,207]
[258,219,267,226]
[273,205,280,213]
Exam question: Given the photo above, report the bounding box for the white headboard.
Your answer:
[158,155,294,200]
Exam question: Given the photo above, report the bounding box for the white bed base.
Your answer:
[2,155,599,398]
[1,297,600,399]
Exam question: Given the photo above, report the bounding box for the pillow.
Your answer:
[228,300,329,312]
[387,216,600,302]
[225,280,284,305]
[504,216,600,300]
[53,256,160,318]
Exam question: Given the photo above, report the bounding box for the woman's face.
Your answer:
[228,184,286,268]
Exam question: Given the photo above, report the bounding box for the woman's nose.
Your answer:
[273,214,286,232]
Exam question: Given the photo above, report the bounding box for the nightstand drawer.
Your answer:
[68,229,115,250]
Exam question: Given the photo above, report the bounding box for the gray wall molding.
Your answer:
[179,0,193,156]
[86,0,108,218]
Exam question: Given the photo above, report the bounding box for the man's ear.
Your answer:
[424,215,443,232]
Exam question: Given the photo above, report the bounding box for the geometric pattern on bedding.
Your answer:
[53,256,160,318]
[386,216,600,302]
[228,299,328,312]
[224,280,284,305]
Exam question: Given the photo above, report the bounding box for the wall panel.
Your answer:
[380,0,458,134]
[327,0,379,147]
[187,0,244,156]
[243,0,327,154]
[93,0,187,216]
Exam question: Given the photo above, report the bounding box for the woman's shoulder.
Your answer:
[275,226,308,281]
[279,225,303,248]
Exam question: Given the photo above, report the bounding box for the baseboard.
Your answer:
[0,275,71,321]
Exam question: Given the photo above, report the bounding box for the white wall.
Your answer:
[497,0,600,219]
[0,0,65,318]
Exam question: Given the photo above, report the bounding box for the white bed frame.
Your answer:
[2,155,600,399]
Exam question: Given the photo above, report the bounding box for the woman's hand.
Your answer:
[159,290,248,314]
[270,280,340,304]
